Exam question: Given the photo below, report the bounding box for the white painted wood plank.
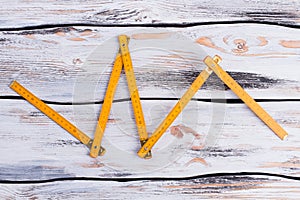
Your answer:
[1,25,300,102]
[0,99,299,180]
[0,0,299,28]
[1,1,299,196]
[1,176,300,199]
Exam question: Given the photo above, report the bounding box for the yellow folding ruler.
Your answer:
[90,35,152,158]
[203,56,288,140]
[10,80,99,153]
[138,55,288,158]
[137,56,221,158]
[10,34,288,160]
[10,35,151,159]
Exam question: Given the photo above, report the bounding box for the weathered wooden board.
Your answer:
[1,1,300,197]
[0,0,299,28]
[0,99,299,180]
[1,176,300,199]
[1,25,300,102]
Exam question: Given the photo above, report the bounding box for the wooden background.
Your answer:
[0,0,300,199]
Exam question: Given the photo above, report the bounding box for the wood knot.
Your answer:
[73,58,83,65]
[232,39,248,54]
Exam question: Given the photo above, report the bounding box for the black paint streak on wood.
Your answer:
[189,147,251,158]
[0,165,74,181]
[136,70,290,90]
[2,27,91,35]
[162,176,271,194]
[243,11,299,25]
[46,140,82,148]
[0,38,10,44]
[90,9,141,22]
[208,72,285,90]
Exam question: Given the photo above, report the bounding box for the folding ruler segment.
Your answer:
[119,35,152,159]
[137,56,221,158]
[10,81,104,155]
[203,55,288,140]
[89,54,123,158]
[90,35,152,159]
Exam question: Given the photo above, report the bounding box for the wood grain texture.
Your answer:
[0,0,299,28]
[1,2,300,197]
[0,25,299,102]
[1,176,300,199]
[0,99,299,180]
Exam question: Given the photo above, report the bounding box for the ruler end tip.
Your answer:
[137,151,146,159]
[282,134,288,140]
[89,153,98,158]
[203,55,211,62]
[118,34,129,40]
[9,80,17,88]
[137,151,152,159]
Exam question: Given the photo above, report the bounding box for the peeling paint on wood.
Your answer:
[1,1,300,198]
[1,176,300,199]
[0,0,299,28]
[0,25,299,102]
[0,99,299,180]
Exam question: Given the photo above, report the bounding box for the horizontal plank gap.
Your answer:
[0,20,300,32]
[1,172,300,185]
[1,96,299,105]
